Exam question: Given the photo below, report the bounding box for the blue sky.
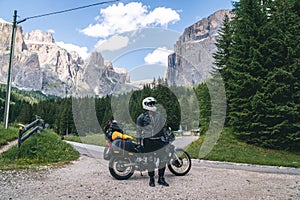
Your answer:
[0,0,234,80]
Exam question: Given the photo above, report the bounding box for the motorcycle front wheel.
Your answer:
[168,148,191,176]
[109,156,135,180]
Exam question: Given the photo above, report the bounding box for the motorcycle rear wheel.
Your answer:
[168,148,191,176]
[109,156,135,180]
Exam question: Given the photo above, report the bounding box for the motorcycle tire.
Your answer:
[168,148,191,176]
[109,156,135,180]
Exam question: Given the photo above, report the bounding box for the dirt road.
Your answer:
[1,155,299,199]
[1,145,300,199]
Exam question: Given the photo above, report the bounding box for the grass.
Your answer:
[0,126,19,147]
[186,128,300,168]
[0,129,79,170]
[64,134,107,146]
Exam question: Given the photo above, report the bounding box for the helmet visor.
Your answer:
[146,101,156,106]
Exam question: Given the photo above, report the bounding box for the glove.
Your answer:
[135,144,143,153]
[160,136,167,143]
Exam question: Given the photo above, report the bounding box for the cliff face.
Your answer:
[0,19,24,53]
[0,9,233,97]
[0,19,130,97]
[166,10,233,86]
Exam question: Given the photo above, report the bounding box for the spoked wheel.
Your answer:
[109,156,135,180]
[168,148,191,176]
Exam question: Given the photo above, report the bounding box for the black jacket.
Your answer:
[136,111,166,142]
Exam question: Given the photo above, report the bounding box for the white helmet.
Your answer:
[142,97,157,112]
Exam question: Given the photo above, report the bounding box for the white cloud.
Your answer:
[80,2,180,38]
[95,35,129,51]
[144,47,173,66]
[56,41,89,60]
[143,7,180,27]
[47,29,55,34]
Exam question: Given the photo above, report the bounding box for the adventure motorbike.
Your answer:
[103,130,192,180]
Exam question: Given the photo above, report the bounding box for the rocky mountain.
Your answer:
[0,9,233,97]
[166,9,233,86]
[0,19,132,97]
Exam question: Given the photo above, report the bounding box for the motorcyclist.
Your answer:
[136,97,169,187]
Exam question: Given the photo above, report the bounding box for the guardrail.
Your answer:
[17,116,48,148]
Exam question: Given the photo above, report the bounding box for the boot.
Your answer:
[158,176,169,187]
[149,177,155,187]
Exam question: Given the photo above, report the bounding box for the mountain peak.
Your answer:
[167,9,233,86]
[24,30,55,44]
[0,21,131,97]
[0,18,10,24]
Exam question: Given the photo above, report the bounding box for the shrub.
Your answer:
[0,130,79,168]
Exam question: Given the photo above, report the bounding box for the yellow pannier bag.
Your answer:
[111,131,133,141]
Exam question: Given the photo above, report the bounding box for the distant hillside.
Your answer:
[0,83,58,124]
[0,84,57,104]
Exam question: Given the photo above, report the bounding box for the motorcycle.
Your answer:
[104,129,192,180]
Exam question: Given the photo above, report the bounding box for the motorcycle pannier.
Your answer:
[112,139,137,155]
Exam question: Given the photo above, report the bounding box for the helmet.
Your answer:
[142,97,157,112]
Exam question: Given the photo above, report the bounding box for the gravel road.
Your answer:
[0,137,300,200]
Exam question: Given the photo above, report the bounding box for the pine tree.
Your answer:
[213,14,233,74]
[194,83,211,134]
[153,84,181,130]
[215,0,300,151]
[57,98,74,135]
[225,0,267,131]
[250,0,300,150]
[16,101,33,124]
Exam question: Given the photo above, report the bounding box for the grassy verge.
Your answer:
[64,134,107,146]
[0,126,19,147]
[186,128,300,168]
[0,130,79,170]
